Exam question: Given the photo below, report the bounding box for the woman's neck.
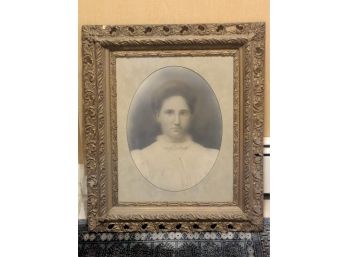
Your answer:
[159,134,191,143]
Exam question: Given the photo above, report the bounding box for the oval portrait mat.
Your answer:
[127,66,223,191]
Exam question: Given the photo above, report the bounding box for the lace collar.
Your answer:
[156,135,193,150]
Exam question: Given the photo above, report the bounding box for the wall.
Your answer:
[78,0,270,164]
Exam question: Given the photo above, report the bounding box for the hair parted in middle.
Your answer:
[151,81,197,114]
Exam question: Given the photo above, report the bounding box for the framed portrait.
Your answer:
[82,23,265,232]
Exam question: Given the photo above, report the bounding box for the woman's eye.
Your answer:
[180,110,190,116]
[164,110,174,115]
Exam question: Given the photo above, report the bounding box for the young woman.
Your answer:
[131,82,219,191]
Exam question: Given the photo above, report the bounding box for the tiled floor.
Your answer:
[78,219,270,257]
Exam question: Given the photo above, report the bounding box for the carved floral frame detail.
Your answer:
[82,23,265,232]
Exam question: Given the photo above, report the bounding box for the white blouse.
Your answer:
[131,135,219,191]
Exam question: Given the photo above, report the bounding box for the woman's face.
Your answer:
[156,95,192,142]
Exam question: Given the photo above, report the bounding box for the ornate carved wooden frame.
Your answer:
[82,23,265,232]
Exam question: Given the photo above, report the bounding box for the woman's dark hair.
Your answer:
[151,81,197,113]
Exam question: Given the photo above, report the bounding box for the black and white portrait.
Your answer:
[127,66,222,191]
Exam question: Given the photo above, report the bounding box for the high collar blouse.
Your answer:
[131,135,219,191]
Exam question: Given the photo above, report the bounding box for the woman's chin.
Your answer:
[168,135,186,142]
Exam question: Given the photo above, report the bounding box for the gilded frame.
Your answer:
[82,23,265,232]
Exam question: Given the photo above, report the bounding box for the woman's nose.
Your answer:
[174,113,180,125]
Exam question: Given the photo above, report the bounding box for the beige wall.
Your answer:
[78,0,270,163]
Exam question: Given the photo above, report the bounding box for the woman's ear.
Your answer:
[154,112,160,123]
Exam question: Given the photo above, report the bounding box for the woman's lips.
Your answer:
[171,127,182,132]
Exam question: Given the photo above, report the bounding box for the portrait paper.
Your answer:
[116,56,234,203]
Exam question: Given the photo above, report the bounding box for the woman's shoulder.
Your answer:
[190,142,219,156]
[130,149,142,164]
[131,141,161,158]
